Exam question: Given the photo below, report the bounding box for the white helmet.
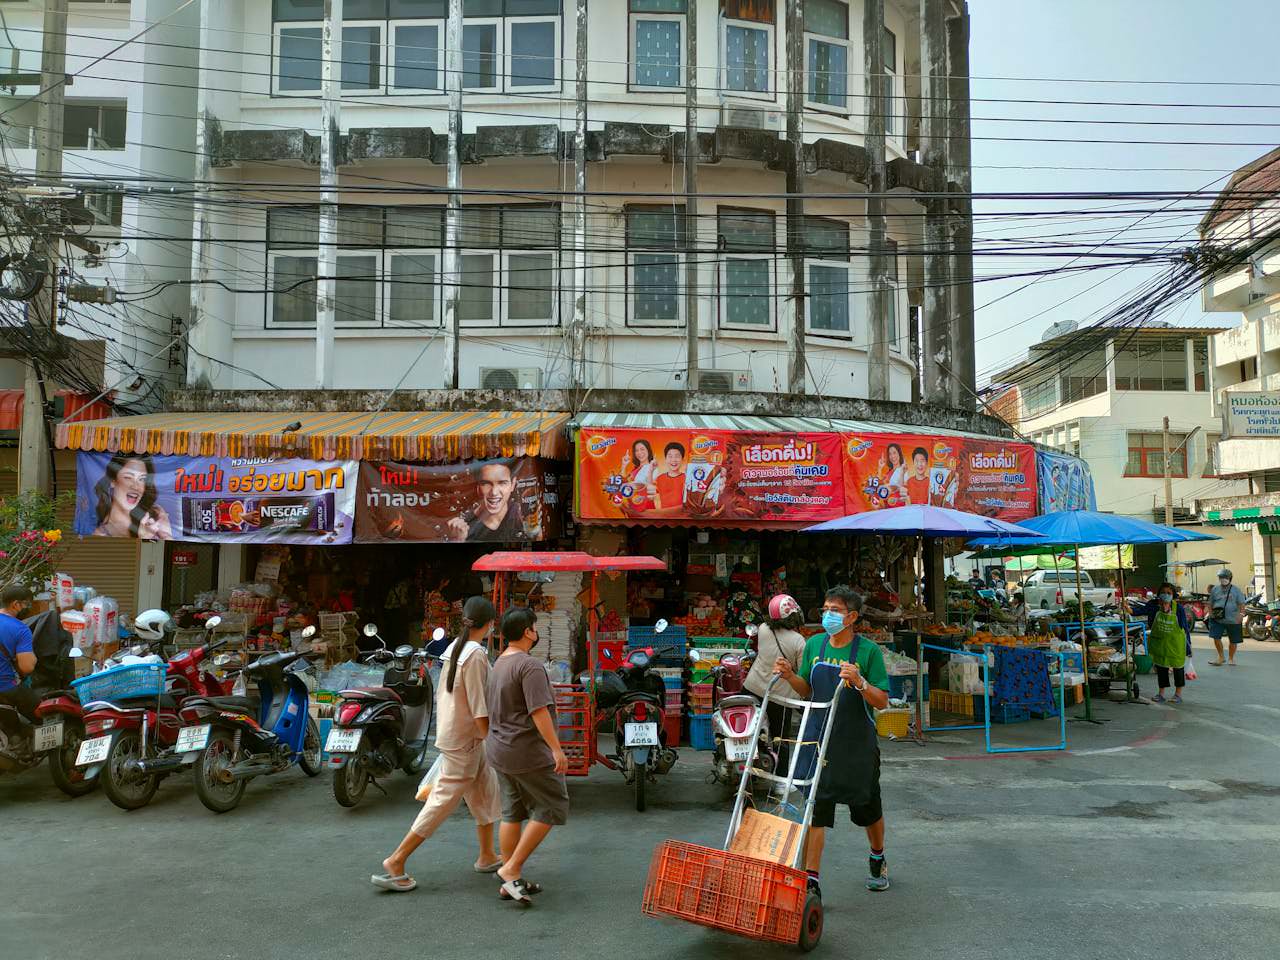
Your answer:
[134,609,173,641]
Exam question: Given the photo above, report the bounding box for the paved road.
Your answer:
[4,635,1279,960]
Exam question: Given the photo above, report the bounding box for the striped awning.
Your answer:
[55,410,571,463]
[1204,505,1280,525]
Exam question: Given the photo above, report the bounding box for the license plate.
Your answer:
[76,734,112,767]
[174,725,211,753]
[33,721,63,753]
[725,738,753,762]
[624,722,659,747]
[325,728,363,753]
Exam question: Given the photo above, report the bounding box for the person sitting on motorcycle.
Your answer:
[375,596,503,893]
[0,584,38,721]
[744,594,806,763]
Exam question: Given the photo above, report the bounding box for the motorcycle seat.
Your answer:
[339,687,402,703]
[195,696,259,713]
[93,694,179,710]
[717,694,759,710]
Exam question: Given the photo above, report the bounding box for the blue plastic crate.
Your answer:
[662,675,683,689]
[628,624,687,647]
[990,703,1030,724]
[71,662,166,702]
[688,712,715,751]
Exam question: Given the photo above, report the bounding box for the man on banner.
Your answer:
[448,463,526,542]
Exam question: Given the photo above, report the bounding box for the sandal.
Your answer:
[1209,660,1225,666]
[499,878,534,905]
[474,859,504,874]
[371,873,417,892]
[500,878,543,898]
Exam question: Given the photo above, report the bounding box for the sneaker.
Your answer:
[1170,695,1183,704]
[806,875,822,899]
[1151,693,1166,703]
[866,858,889,892]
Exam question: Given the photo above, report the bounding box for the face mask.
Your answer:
[1159,593,1173,603]
[529,631,540,651]
[1219,579,1230,587]
[821,610,847,636]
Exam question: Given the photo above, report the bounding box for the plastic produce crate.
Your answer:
[71,662,166,702]
[688,713,716,751]
[629,624,688,647]
[875,708,911,739]
[990,703,1030,724]
[553,685,591,776]
[662,711,682,747]
[642,841,807,945]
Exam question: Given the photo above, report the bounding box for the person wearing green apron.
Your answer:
[1142,582,1191,704]
[775,586,891,898]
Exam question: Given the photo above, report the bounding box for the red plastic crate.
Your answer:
[662,711,682,747]
[642,840,806,945]
[553,685,591,777]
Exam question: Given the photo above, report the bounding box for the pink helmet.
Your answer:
[768,594,801,621]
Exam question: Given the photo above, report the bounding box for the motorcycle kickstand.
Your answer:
[368,777,388,797]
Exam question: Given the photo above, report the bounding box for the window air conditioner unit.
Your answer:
[699,370,751,393]
[480,367,543,390]
[719,104,782,132]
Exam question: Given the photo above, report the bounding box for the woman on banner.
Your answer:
[92,453,172,540]
[373,596,503,892]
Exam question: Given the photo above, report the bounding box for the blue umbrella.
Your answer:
[804,505,1047,539]
[967,510,1221,549]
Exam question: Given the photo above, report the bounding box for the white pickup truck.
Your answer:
[1020,570,1116,609]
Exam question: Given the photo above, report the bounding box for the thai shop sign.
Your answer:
[1224,391,1280,437]
[841,433,1038,521]
[1037,449,1097,513]
[355,458,561,543]
[577,429,846,525]
[74,453,357,543]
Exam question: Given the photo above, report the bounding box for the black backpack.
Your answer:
[22,610,75,694]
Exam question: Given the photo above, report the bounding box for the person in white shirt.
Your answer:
[744,595,807,764]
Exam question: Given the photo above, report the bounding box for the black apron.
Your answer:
[795,635,880,808]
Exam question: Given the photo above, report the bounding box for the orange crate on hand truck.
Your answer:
[643,677,843,951]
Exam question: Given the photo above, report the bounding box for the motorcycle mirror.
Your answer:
[204,615,222,630]
[394,644,414,658]
[69,646,83,659]
[213,653,232,667]
[687,647,702,663]
[432,627,446,642]
[745,623,759,638]
[301,625,317,640]
[654,618,669,634]
[363,623,379,638]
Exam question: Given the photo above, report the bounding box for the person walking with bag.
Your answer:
[1207,568,1247,666]
[374,596,502,892]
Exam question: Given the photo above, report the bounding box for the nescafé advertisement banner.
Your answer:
[577,429,846,525]
[841,433,1038,520]
[355,458,560,543]
[74,452,357,543]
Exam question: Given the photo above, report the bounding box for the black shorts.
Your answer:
[812,761,883,829]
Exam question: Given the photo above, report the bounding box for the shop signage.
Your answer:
[1036,449,1097,513]
[355,458,561,543]
[1224,391,1280,438]
[841,433,1038,521]
[171,550,199,567]
[577,429,846,525]
[73,452,358,544]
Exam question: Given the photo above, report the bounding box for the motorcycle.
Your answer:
[596,619,679,812]
[182,626,323,813]
[702,628,777,793]
[77,614,233,811]
[1242,592,1270,641]
[328,623,437,808]
[0,648,96,797]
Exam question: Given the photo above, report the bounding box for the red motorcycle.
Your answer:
[76,614,233,811]
[33,687,96,797]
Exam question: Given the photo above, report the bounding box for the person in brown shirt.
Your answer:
[374,597,502,893]
[486,607,569,906]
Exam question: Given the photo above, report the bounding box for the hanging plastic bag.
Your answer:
[1184,655,1198,682]
[415,754,444,802]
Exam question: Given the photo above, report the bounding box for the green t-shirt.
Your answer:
[799,632,890,692]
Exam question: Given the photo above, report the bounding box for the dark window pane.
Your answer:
[507,252,556,322]
[464,0,502,15]
[725,23,769,93]
[631,0,687,11]
[271,255,318,326]
[62,104,96,148]
[274,0,326,21]
[719,209,774,251]
[802,217,848,258]
[809,263,848,332]
[634,18,682,88]
[275,0,386,19]
[393,23,440,90]
[725,258,770,325]
[337,207,384,247]
[463,23,499,88]
[459,253,496,322]
[502,207,559,248]
[882,26,896,67]
[336,254,380,325]
[279,27,323,91]
[460,207,501,246]
[98,106,127,149]
[268,207,320,247]
[342,25,381,90]
[633,253,680,322]
[505,0,561,14]
[804,0,847,39]
[807,36,847,107]
[388,252,437,326]
[509,20,557,87]
[627,206,682,249]
[391,0,447,14]
[386,207,444,247]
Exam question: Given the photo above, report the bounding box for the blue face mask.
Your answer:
[821,610,847,636]
[1159,593,1173,603]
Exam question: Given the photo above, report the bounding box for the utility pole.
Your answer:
[314,0,343,389]
[865,0,890,400]
[1162,416,1174,526]
[784,0,806,395]
[19,0,67,495]
[570,0,588,391]
[442,0,462,388]
[683,0,699,392]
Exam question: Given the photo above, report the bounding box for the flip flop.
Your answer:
[1209,660,1225,666]
[371,873,417,892]
[498,878,533,905]
[474,860,504,874]
[500,878,543,898]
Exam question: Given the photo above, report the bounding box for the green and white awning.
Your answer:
[1204,505,1280,534]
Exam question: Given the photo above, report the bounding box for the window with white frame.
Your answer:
[803,217,853,336]
[882,27,898,139]
[626,205,686,327]
[718,207,775,329]
[630,0,686,90]
[804,0,848,110]
[271,1,560,96]
[267,205,445,329]
[723,0,774,97]
[458,205,561,327]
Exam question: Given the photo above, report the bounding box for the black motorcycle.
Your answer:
[327,623,435,808]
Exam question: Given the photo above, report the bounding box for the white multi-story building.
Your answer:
[1196,146,1280,594]
[987,324,1253,585]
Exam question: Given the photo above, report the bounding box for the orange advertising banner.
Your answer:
[841,433,1038,521]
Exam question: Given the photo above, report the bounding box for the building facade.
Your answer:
[1196,146,1280,595]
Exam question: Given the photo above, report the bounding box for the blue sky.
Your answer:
[969,0,1280,383]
